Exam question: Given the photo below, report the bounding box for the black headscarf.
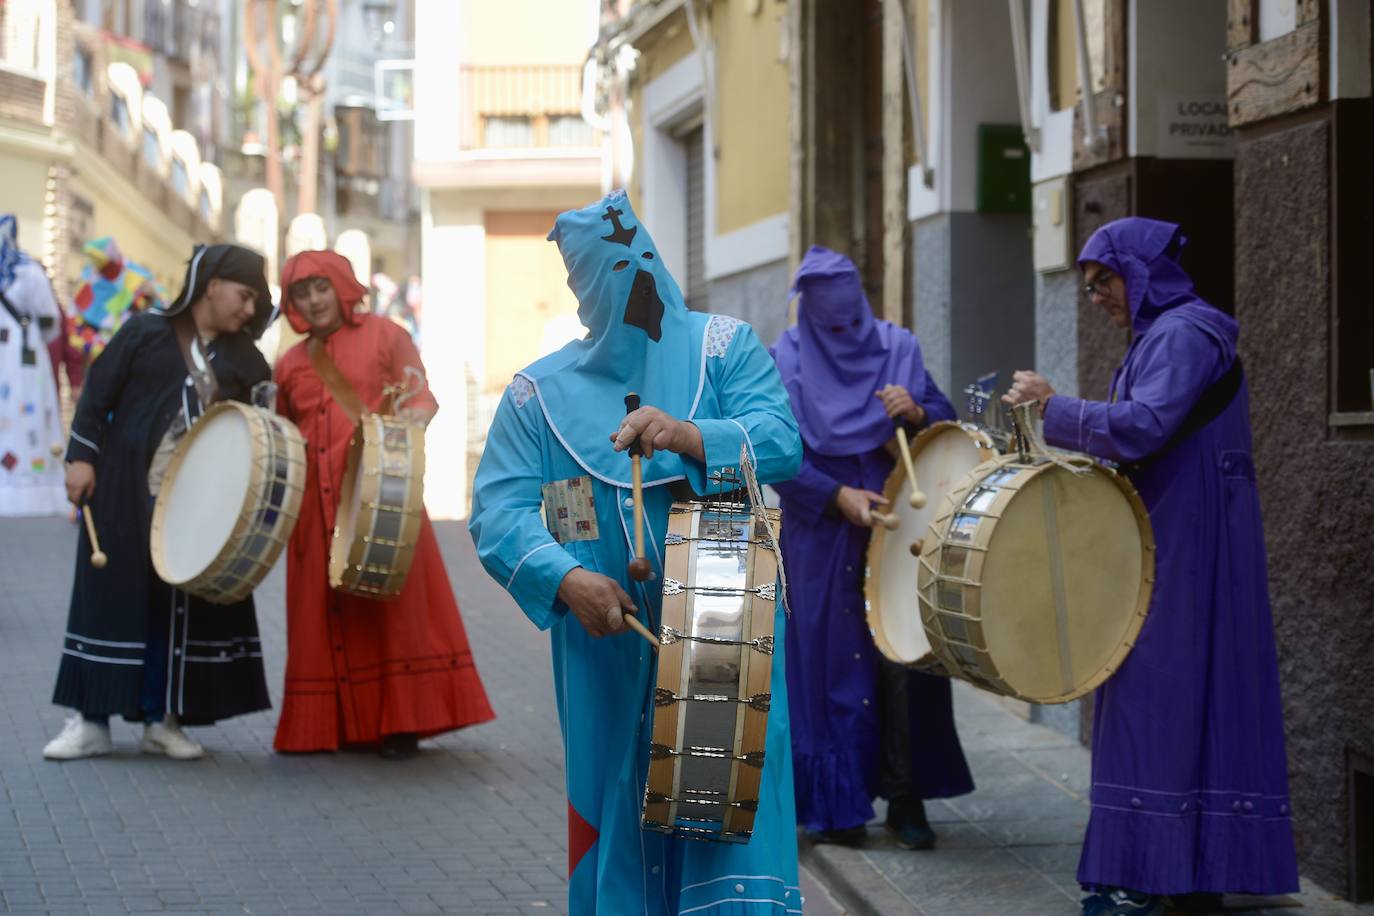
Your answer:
[160,243,275,339]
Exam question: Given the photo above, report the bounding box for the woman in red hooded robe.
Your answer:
[273,250,494,757]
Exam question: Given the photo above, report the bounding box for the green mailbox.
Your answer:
[976,124,1031,214]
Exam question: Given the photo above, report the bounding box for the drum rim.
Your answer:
[916,457,1156,703]
[864,421,995,666]
[150,401,307,604]
[328,412,426,600]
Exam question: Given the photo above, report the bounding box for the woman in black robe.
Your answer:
[44,244,276,761]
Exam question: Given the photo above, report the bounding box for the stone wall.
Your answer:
[1234,110,1374,896]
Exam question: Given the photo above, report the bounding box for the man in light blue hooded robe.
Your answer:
[469,191,804,914]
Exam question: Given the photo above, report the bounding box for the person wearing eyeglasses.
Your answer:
[1003,218,1297,916]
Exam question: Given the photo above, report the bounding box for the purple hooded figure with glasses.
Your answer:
[771,245,974,851]
[1004,218,1298,915]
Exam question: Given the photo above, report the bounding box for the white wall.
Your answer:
[413,0,462,164]
[911,0,1025,218]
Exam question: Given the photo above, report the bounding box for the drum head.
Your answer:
[867,424,990,664]
[979,465,1150,701]
[156,407,254,584]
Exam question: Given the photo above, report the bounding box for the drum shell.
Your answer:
[150,402,307,605]
[643,500,781,844]
[328,414,425,600]
[916,457,1155,704]
[865,422,996,666]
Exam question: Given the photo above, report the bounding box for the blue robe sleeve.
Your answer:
[771,453,841,527]
[468,386,581,631]
[687,322,803,489]
[919,371,957,425]
[1042,317,1225,464]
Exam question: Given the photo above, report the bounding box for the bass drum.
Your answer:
[151,402,306,604]
[916,454,1155,703]
[864,422,995,667]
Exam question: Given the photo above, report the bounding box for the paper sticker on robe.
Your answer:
[541,475,600,544]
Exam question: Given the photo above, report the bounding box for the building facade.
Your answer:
[1,0,223,306]
[592,0,793,347]
[413,0,605,519]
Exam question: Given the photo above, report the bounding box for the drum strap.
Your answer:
[308,337,365,424]
[1126,357,1244,472]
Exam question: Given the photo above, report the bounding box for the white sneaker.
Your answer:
[141,714,204,760]
[42,715,113,760]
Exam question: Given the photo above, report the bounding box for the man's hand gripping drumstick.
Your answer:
[615,393,660,649]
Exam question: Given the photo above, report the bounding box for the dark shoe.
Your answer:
[1081,889,1164,916]
[802,825,867,847]
[379,733,419,760]
[886,796,937,850]
[1165,894,1224,914]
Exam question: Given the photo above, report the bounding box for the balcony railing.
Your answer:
[459,64,597,151]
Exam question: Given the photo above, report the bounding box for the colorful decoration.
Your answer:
[70,237,167,360]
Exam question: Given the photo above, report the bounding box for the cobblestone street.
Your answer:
[1,516,578,914]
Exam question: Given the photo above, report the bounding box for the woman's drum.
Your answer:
[865,422,996,667]
[643,460,782,844]
[328,413,425,599]
[916,451,1155,704]
[150,402,306,604]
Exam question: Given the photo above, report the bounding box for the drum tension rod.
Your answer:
[658,627,773,655]
[661,578,776,601]
[663,533,775,549]
[649,743,765,767]
[644,792,759,812]
[654,688,771,711]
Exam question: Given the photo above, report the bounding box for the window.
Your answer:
[142,128,162,169]
[73,47,94,98]
[170,157,189,197]
[484,116,533,147]
[548,115,595,147]
[111,95,130,135]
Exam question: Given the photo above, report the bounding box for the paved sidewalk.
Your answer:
[802,682,1373,916]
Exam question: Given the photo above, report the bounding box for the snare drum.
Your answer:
[916,455,1155,703]
[328,413,425,599]
[150,402,306,604]
[643,491,782,844]
[865,422,996,667]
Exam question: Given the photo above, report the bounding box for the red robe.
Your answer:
[273,314,494,751]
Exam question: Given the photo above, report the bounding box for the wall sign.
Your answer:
[1157,95,1234,159]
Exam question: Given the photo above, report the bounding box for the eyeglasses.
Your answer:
[1082,270,1116,299]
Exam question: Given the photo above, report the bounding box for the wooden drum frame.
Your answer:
[916,454,1155,704]
[328,413,425,599]
[150,401,306,605]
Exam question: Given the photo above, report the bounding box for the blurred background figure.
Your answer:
[0,215,68,518]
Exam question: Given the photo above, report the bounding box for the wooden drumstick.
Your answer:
[623,393,653,582]
[622,611,661,649]
[895,427,927,509]
[870,510,901,530]
[82,505,108,569]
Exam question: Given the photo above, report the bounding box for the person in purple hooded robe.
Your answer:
[771,246,974,850]
[1004,218,1298,915]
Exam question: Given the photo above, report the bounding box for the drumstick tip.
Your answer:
[90,550,108,569]
[908,490,928,510]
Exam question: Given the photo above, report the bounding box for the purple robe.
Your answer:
[771,247,973,833]
[1046,218,1298,895]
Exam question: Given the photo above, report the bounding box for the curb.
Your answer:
[800,842,921,916]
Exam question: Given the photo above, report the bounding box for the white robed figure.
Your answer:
[469,191,804,914]
[0,215,67,517]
